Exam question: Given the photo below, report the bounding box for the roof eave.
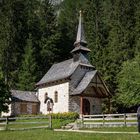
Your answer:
[71,47,91,53]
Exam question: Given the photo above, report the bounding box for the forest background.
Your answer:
[1,0,140,113]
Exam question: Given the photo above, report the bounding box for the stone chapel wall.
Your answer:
[69,96,102,115]
[69,96,80,113]
[38,82,69,114]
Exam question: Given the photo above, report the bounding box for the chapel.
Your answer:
[36,11,111,115]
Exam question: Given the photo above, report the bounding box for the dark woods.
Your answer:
[0,0,140,112]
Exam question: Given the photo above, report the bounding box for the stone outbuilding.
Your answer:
[2,90,40,116]
[36,11,111,115]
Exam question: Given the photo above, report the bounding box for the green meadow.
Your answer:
[0,127,140,140]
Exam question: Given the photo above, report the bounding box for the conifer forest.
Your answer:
[1,0,140,112]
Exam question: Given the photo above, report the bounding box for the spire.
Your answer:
[71,10,91,54]
[74,10,87,46]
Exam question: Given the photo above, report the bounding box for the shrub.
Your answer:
[48,112,79,119]
[17,114,45,117]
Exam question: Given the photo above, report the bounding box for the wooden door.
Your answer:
[32,104,38,114]
[20,103,27,114]
[83,99,90,115]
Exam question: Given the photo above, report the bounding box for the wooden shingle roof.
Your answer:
[70,71,111,97]
[36,59,79,85]
[71,70,97,95]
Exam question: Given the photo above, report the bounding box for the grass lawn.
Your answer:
[0,129,140,140]
[0,119,74,130]
[1,118,140,140]
[81,126,138,132]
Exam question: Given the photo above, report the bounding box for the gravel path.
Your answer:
[54,129,139,134]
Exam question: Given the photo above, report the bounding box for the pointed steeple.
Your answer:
[71,10,91,62]
[71,11,91,53]
[74,10,87,46]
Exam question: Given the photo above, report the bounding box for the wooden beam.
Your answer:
[80,96,83,115]
[93,86,101,97]
[98,87,105,97]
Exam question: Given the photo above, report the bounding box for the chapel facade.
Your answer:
[36,11,111,115]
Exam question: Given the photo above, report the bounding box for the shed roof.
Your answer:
[11,90,39,103]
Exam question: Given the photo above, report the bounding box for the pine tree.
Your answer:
[134,0,140,53]
[0,0,63,88]
[0,0,16,86]
[26,0,42,79]
[84,0,108,71]
[0,0,32,88]
[0,74,11,113]
[103,0,136,91]
[17,35,36,91]
[38,0,62,76]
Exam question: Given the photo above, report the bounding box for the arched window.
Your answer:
[54,91,58,103]
[44,92,48,103]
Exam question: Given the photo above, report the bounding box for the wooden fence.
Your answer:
[0,116,52,131]
[79,113,138,128]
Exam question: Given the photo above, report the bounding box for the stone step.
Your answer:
[61,125,73,129]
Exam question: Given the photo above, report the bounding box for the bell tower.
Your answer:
[71,11,91,63]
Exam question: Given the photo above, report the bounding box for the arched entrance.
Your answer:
[83,99,90,115]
